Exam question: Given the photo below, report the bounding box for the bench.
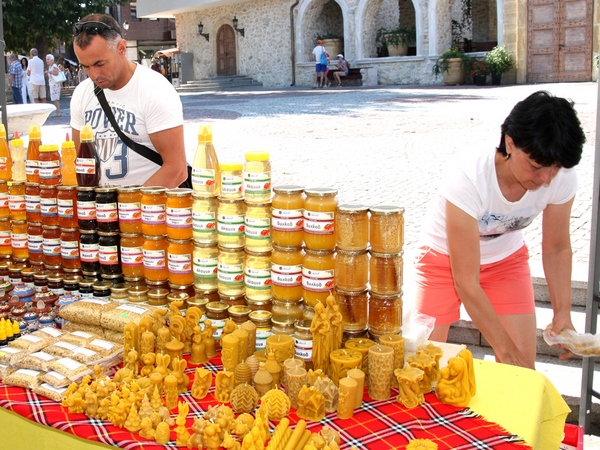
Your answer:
[327,68,362,86]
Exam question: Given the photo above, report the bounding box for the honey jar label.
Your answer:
[272,208,303,231]
[122,246,143,266]
[77,201,97,219]
[0,157,6,171]
[217,214,244,236]
[141,204,166,225]
[217,263,243,285]
[80,242,99,262]
[97,203,118,223]
[26,194,41,212]
[302,268,335,292]
[192,168,216,188]
[193,256,217,278]
[118,202,141,222]
[61,240,79,259]
[26,160,39,176]
[41,197,58,217]
[43,237,61,255]
[99,245,119,265]
[0,192,8,208]
[245,217,271,239]
[39,160,61,180]
[9,194,26,211]
[304,210,335,235]
[76,158,96,174]
[143,249,166,269]
[244,267,271,290]
[243,172,271,195]
[58,199,75,218]
[271,264,302,287]
[167,207,193,228]
[0,230,9,247]
[168,253,192,274]
[11,233,28,248]
[28,234,43,253]
[220,175,242,195]
[193,211,216,234]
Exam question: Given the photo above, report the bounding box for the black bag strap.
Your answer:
[93,84,163,166]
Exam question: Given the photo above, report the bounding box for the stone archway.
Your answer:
[297,0,351,61]
[216,24,237,76]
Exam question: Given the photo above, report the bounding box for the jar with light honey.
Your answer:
[244,201,272,252]
[141,187,168,236]
[368,291,403,338]
[302,249,335,307]
[11,220,28,259]
[217,246,244,297]
[26,182,41,223]
[243,151,271,203]
[57,185,78,228]
[219,294,246,307]
[271,315,296,335]
[228,304,252,324]
[206,301,230,342]
[192,194,218,245]
[28,222,43,263]
[166,188,193,240]
[60,228,81,269]
[335,288,369,331]
[142,234,169,282]
[303,188,337,251]
[128,286,149,303]
[167,238,194,286]
[147,288,168,306]
[121,234,144,278]
[193,243,218,291]
[369,205,404,253]
[249,310,272,350]
[217,198,245,249]
[9,181,26,221]
[219,163,243,200]
[335,249,369,292]
[335,204,369,251]
[118,186,142,234]
[294,319,313,369]
[272,185,304,248]
[246,298,272,312]
[0,180,8,219]
[244,250,272,301]
[42,225,62,266]
[271,299,304,320]
[369,250,403,294]
[271,245,303,302]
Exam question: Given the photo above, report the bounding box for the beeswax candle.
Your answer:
[221,333,240,371]
[367,344,394,400]
[347,367,365,408]
[329,348,362,385]
[379,334,404,387]
[286,366,307,409]
[337,376,358,419]
[265,334,295,366]
[344,337,376,377]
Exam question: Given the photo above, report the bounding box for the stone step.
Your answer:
[531,259,588,308]
[177,76,262,92]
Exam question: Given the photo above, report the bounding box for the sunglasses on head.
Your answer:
[72,21,119,37]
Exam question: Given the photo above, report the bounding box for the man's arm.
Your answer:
[143,125,188,188]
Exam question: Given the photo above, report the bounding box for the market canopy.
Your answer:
[154,48,180,58]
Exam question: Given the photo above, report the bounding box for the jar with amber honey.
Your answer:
[60,228,81,269]
[193,243,218,291]
[127,286,149,303]
[302,249,335,307]
[228,304,252,324]
[40,185,59,226]
[147,288,168,306]
[118,186,142,234]
[121,234,144,278]
[167,239,194,286]
[272,299,303,320]
[11,220,29,259]
[271,245,303,302]
[166,188,193,240]
[43,225,62,266]
[244,250,272,301]
[335,204,369,251]
[303,188,337,251]
[0,181,8,219]
[141,187,167,236]
[192,194,218,245]
[28,223,43,263]
[369,205,404,253]
[369,250,403,295]
[142,234,169,282]
[246,298,272,312]
[294,319,313,369]
[219,294,245,307]
[110,283,130,303]
[335,288,369,331]
[244,201,272,252]
[206,301,230,341]
[217,198,245,249]
[0,219,10,257]
[57,186,78,228]
[26,182,41,223]
[272,185,304,247]
[217,246,244,297]
[9,181,26,221]
[368,291,403,338]
[335,249,369,292]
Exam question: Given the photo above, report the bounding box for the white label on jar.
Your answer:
[121,246,143,266]
[220,174,243,195]
[0,156,6,171]
[295,347,313,360]
[9,194,26,211]
[143,248,166,269]
[39,159,61,179]
[243,171,271,195]
[193,211,216,235]
[272,208,304,232]
[303,210,335,235]
[26,160,39,176]
[192,168,216,188]
[11,233,28,248]
[99,244,119,265]
[193,256,218,278]
[217,262,243,285]
[77,201,96,220]
[294,337,314,349]
[26,194,41,213]
[245,267,271,290]
[217,214,244,236]
[168,252,192,274]
[0,191,8,208]
[41,196,58,217]
[61,240,79,259]
[76,158,96,174]
[141,203,166,225]
[167,207,192,228]
[58,198,75,218]
[28,234,43,253]
[43,237,61,256]
[80,242,99,262]
[271,264,302,287]
[97,202,118,223]
[118,202,141,223]
[302,267,335,292]
[244,216,271,239]
[0,230,10,247]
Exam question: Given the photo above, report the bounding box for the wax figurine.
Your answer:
[215,370,235,403]
[435,349,476,407]
[395,365,425,409]
[155,421,171,444]
[222,432,242,450]
[171,356,191,394]
[325,293,344,352]
[191,367,213,400]
[187,417,207,449]
[141,352,157,377]
[407,350,437,392]
[175,402,191,446]
[190,325,208,365]
[204,319,218,358]
[310,302,331,374]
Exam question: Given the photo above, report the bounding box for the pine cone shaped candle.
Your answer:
[246,355,260,380]
[234,361,253,387]
[253,361,274,396]
[230,383,259,414]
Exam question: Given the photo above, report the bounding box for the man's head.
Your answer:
[8,54,17,62]
[73,14,122,50]
[30,48,38,57]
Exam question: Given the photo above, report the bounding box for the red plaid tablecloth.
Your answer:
[0,357,531,450]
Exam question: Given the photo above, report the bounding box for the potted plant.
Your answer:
[376,27,415,57]
[469,59,488,86]
[432,47,471,85]
[317,34,343,60]
[484,46,514,85]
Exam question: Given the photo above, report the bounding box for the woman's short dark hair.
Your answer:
[497,90,586,168]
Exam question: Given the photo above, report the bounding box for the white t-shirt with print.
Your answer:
[70,64,184,186]
[420,148,578,264]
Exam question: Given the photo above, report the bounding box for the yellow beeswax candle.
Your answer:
[286,366,307,409]
[283,357,304,389]
[232,327,249,362]
[221,333,240,371]
[329,348,363,385]
[282,419,306,450]
[337,376,358,419]
[266,334,295,366]
[379,334,405,387]
[344,337,376,377]
[367,344,394,400]
[241,320,256,354]
[347,367,365,408]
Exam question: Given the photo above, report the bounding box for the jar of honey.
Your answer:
[335,249,369,292]
[77,187,97,230]
[0,180,8,219]
[60,228,81,269]
[121,234,144,278]
[368,291,403,337]
[217,198,245,249]
[40,185,59,226]
[48,276,64,296]
[219,294,246,307]
[249,310,272,350]
[128,286,149,303]
[167,238,194,286]
[335,204,369,251]
[193,243,218,291]
[228,304,252,324]
[147,288,169,306]
[206,301,230,342]
[142,234,169,282]
[78,280,95,298]
[33,272,48,292]
[141,187,168,236]
[369,250,403,295]
[217,246,244,297]
[26,182,41,223]
[192,194,218,245]
[146,278,169,291]
[57,186,78,228]
[21,267,35,289]
[271,245,303,301]
[243,151,271,203]
[294,319,313,369]
[0,219,10,257]
[9,181,26,221]
[242,250,271,301]
[271,299,304,320]
[246,298,272,312]
[369,205,405,253]
[93,281,112,301]
[42,225,62,266]
[166,188,193,240]
[335,288,369,331]
[302,249,335,307]
[11,220,29,259]
[123,276,146,289]
[118,186,142,234]
[271,315,296,335]
[38,144,61,185]
[102,272,124,285]
[245,201,272,252]
[272,185,304,247]
[303,188,337,251]
[98,231,121,276]
[194,287,220,305]
[27,222,43,263]
[169,283,195,299]
[95,186,119,232]
[110,283,130,303]
[80,230,100,273]
[219,163,243,200]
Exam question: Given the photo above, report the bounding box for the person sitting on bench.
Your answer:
[333,54,349,86]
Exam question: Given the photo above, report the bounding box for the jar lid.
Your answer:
[146,279,168,286]
[304,248,335,256]
[20,267,34,275]
[220,162,243,171]
[294,319,312,331]
[147,288,170,298]
[194,287,219,296]
[128,286,149,295]
[93,281,113,291]
[370,205,405,215]
[9,265,25,274]
[140,186,167,195]
[272,244,304,252]
[77,186,96,192]
[95,186,118,193]
[369,290,403,299]
[336,248,368,256]
[118,185,142,193]
[26,182,40,188]
[143,234,167,241]
[57,185,77,191]
[248,310,272,323]
[206,301,229,313]
[42,225,60,230]
[39,144,59,152]
[305,187,338,197]
[123,276,145,283]
[193,242,218,250]
[271,315,296,327]
[78,280,95,287]
[228,305,252,317]
[245,150,270,161]
[10,181,25,186]
[39,185,57,191]
[47,276,64,283]
[110,283,131,293]
[273,185,304,195]
[98,231,120,237]
[217,245,245,253]
[33,272,48,280]
[188,296,209,307]
[166,188,193,197]
[167,238,193,245]
[192,193,218,202]
[80,229,98,235]
[335,288,368,296]
[121,233,142,239]
[63,276,83,284]
[168,283,194,290]
[337,203,369,214]
[244,249,272,257]
[369,249,404,258]
[244,200,272,208]
[82,270,101,278]
[102,273,124,280]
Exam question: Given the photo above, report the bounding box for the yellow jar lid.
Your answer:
[29,124,41,140]
[220,162,243,171]
[62,140,75,149]
[245,151,269,161]
[11,136,23,147]
[197,124,212,142]
[80,124,94,141]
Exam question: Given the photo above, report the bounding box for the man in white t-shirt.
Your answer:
[70,13,187,188]
[27,48,46,103]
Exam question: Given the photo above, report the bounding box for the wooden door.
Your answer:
[217,25,237,76]
[527,0,592,82]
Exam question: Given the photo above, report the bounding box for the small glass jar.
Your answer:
[101,272,123,285]
[120,234,144,278]
[62,268,82,279]
[21,267,36,289]
[302,249,335,307]
[167,292,189,312]
[249,310,272,350]
[30,261,46,275]
[294,319,313,369]
[0,180,9,219]
[95,186,120,232]
[11,220,29,259]
[78,280,95,298]
[27,222,43,263]
[335,249,369,292]
[169,283,195,299]
[220,294,246,307]
[335,204,369,251]
[60,228,81,269]
[118,186,142,234]
[40,185,59,226]
[243,151,271,203]
[145,278,169,291]
[217,198,245,249]
[166,188,193,240]
[80,230,101,273]
[217,246,244,297]
[245,201,272,252]
[167,238,194,286]
[272,185,304,247]
[368,291,403,337]
[33,272,48,293]
[0,262,8,281]
[57,185,78,228]
[141,186,168,236]
[25,182,41,223]
[42,225,62,266]
[246,298,272,312]
[192,194,218,245]
[219,163,243,200]
[8,181,26,221]
[271,315,296,335]
[369,250,403,295]
[142,234,169,282]
[47,276,64,296]
[194,288,220,304]
[303,188,338,251]
[335,288,369,331]
[244,250,272,301]
[128,286,149,303]
[110,283,131,302]
[38,144,61,185]
[147,288,168,306]
[193,243,218,291]
[271,299,304,320]
[369,205,405,253]
[98,231,122,275]
[271,245,304,302]
[92,281,112,300]
[206,301,230,341]
[82,271,101,281]
[123,276,146,289]
[228,304,252,324]
[77,187,97,231]
[0,219,10,257]
[63,276,81,295]
[9,265,24,285]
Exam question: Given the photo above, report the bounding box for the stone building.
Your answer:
[139,0,599,86]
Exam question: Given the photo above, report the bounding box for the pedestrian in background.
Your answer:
[28,48,46,103]
[312,40,327,89]
[45,54,62,116]
[8,54,23,104]
[20,57,33,103]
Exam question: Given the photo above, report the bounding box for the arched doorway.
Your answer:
[217,25,237,76]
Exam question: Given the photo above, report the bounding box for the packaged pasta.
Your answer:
[543,326,600,357]
[60,331,101,347]
[87,339,123,358]
[34,382,69,402]
[61,322,105,336]
[48,357,91,380]
[100,303,154,332]
[42,370,71,388]
[44,341,78,358]
[14,351,56,372]
[0,347,29,365]
[71,347,101,365]
[3,368,43,389]
[32,327,65,341]
[103,329,125,344]
[9,333,53,352]
[0,363,11,380]
[59,298,118,327]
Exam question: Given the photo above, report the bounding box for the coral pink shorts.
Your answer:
[413,245,535,326]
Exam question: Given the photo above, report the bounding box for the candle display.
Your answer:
[234,361,253,386]
[232,327,250,362]
[296,385,326,422]
[282,357,304,389]
[221,333,240,371]
[435,349,476,407]
[265,334,295,367]
[191,367,212,399]
[286,366,307,409]
[215,370,234,403]
[347,367,365,408]
[328,348,362,385]
[241,320,257,354]
[337,376,358,419]
[367,344,394,400]
[395,365,425,408]
[407,350,436,392]
[344,337,376,377]
[379,334,405,387]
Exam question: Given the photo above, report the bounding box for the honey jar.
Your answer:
[141,186,168,236]
[245,201,272,252]
[246,298,272,312]
[219,163,243,200]
[166,188,193,240]
[302,249,335,307]
[271,245,303,301]
[77,186,97,230]
[0,219,10,257]
[217,246,244,297]
[243,151,271,203]
[303,187,337,251]
[194,287,220,304]
[57,185,78,228]
[271,185,304,247]
[11,220,29,259]
[193,243,218,291]
[369,205,405,253]
[249,310,272,350]
[110,283,131,303]
[335,288,369,331]
[294,319,313,369]
[60,228,81,269]
[369,250,403,295]
[40,185,59,226]
[98,231,121,276]
[42,225,62,266]
[244,250,272,301]
[271,315,296,335]
[80,230,100,273]
[120,234,144,278]
[9,181,26,221]
[118,185,142,234]
[25,182,41,223]
[147,288,168,306]
[228,304,252,324]
[271,299,304,320]
[95,186,120,232]
[192,194,218,245]
[335,204,369,251]
[217,198,245,249]
[206,301,230,341]
[335,249,369,292]
[142,234,169,282]
[0,180,8,219]
[167,238,194,286]
[368,291,403,338]
[219,294,246,307]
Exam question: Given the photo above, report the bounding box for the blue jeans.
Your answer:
[11,86,23,104]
